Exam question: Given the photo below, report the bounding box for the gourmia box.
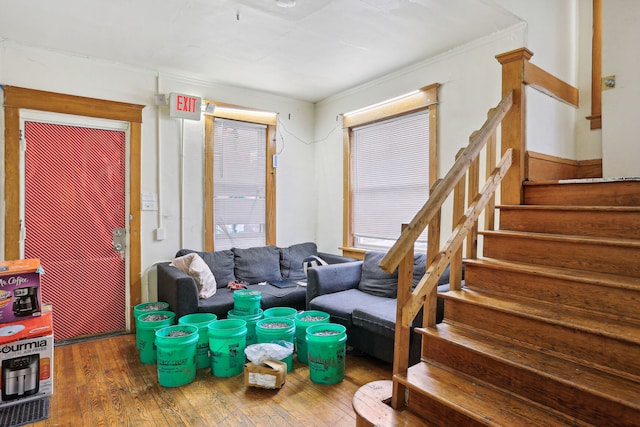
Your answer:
[0,306,53,407]
[0,259,44,324]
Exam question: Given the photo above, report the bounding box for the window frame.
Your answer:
[341,84,439,259]
[204,103,277,251]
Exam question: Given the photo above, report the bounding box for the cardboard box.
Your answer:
[0,307,54,407]
[0,259,44,324]
[244,360,286,389]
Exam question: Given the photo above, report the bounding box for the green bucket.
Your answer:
[134,302,170,350]
[306,323,347,384]
[263,306,298,319]
[233,290,262,315]
[208,319,248,377]
[137,310,176,364]
[227,309,263,346]
[178,313,218,369]
[294,310,330,364]
[155,325,199,387]
[255,317,296,372]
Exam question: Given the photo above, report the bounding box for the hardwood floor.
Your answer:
[29,333,393,426]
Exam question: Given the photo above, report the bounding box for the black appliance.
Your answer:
[1,354,40,401]
[12,286,39,317]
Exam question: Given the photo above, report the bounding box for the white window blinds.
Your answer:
[352,109,430,249]
[213,118,266,250]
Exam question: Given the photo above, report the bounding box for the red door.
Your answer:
[23,119,127,342]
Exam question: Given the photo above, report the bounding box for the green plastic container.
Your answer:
[306,323,348,384]
[134,302,170,350]
[263,306,298,319]
[137,310,176,364]
[256,317,296,372]
[233,290,262,315]
[227,309,263,346]
[294,310,330,364]
[178,313,218,369]
[155,325,199,387]
[208,319,248,377]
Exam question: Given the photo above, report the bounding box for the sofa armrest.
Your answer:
[306,261,363,308]
[157,262,199,319]
[318,252,358,264]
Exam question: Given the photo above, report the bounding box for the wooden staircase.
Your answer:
[354,179,640,426]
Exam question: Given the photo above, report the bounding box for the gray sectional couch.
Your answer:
[306,251,457,365]
[157,242,353,320]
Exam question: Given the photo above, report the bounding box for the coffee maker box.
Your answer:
[0,259,44,324]
[0,307,53,407]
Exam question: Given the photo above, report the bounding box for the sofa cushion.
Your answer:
[412,254,463,288]
[352,299,425,339]
[309,288,384,327]
[175,249,235,288]
[280,242,317,280]
[358,251,398,298]
[233,246,282,284]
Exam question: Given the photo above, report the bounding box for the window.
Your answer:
[204,105,277,251]
[342,84,439,257]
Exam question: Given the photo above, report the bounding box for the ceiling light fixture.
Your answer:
[276,0,296,8]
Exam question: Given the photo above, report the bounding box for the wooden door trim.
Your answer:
[3,86,144,330]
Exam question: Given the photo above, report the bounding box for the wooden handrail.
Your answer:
[401,149,512,327]
[379,91,513,274]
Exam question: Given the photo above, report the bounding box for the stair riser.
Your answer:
[423,333,639,426]
[482,234,640,276]
[407,394,488,427]
[464,263,640,321]
[444,299,640,378]
[499,208,640,239]
[524,181,640,206]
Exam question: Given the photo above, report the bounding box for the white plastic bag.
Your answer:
[244,341,294,365]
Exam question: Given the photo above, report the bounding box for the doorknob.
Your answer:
[112,228,126,259]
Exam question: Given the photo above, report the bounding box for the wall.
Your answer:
[313,0,583,254]
[0,40,317,300]
[313,26,527,254]
[601,0,640,177]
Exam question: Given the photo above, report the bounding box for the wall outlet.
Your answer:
[155,228,166,241]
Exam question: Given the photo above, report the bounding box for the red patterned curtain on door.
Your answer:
[24,121,126,341]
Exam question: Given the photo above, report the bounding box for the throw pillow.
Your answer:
[358,251,398,298]
[232,246,282,284]
[171,253,217,299]
[280,242,318,280]
[175,249,235,288]
[302,255,328,277]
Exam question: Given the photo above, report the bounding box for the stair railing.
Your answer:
[379,47,580,410]
[379,91,513,409]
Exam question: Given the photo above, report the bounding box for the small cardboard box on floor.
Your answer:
[0,304,53,408]
[0,259,44,324]
[244,360,286,389]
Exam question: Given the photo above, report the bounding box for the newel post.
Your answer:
[495,48,531,205]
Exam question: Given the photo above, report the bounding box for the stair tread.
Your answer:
[440,289,640,345]
[479,229,640,248]
[497,204,640,212]
[465,257,640,290]
[352,380,432,427]
[399,361,595,427]
[417,323,640,408]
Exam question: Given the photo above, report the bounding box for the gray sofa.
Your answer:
[306,251,459,365]
[157,242,355,320]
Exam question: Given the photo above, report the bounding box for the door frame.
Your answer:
[3,86,144,330]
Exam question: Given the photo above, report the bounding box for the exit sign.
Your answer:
[169,93,202,120]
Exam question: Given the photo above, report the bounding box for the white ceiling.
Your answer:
[0,0,521,102]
